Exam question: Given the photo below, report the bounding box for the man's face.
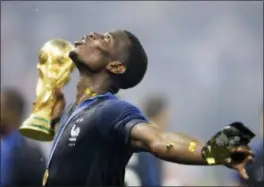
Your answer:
[69,30,130,74]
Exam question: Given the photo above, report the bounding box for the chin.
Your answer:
[69,50,78,61]
[69,50,83,65]
[69,50,92,72]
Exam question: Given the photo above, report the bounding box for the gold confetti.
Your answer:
[85,88,97,97]
[42,169,49,186]
[166,142,175,151]
[188,141,197,152]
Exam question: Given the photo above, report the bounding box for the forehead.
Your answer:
[108,30,131,46]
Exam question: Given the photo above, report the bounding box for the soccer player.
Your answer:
[45,30,254,186]
[1,88,46,186]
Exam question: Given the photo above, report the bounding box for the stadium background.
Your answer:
[1,1,263,186]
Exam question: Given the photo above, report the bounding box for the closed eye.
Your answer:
[104,33,112,43]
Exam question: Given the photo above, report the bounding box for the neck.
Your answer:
[75,72,111,106]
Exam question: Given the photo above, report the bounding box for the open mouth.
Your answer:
[74,35,86,46]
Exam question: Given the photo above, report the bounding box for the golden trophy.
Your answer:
[19,39,75,141]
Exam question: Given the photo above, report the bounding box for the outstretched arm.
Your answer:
[94,100,254,179]
[129,123,254,179]
[130,123,209,165]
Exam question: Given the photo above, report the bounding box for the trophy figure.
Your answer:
[19,39,75,141]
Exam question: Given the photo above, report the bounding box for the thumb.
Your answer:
[238,166,249,180]
[54,88,64,99]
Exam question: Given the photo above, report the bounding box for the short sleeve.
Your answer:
[96,99,150,144]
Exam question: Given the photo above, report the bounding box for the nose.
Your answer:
[87,32,103,40]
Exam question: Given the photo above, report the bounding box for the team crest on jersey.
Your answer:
[68,118,82,147]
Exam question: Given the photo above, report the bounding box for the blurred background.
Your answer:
[1,1,263,186]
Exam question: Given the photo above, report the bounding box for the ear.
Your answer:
[106,61,126,75]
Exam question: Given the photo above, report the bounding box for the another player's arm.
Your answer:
[130,123,212,165]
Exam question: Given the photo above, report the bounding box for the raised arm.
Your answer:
[130,123,208,165]
[50,89,66,130]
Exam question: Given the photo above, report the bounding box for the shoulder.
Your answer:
[95,99,149,142]
[97,99,144,118]
[101,98,140,110]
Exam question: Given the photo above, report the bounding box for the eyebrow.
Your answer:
[105,32,114,38]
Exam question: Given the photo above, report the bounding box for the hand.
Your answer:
[225,145,255,180]
[51,88,66,121]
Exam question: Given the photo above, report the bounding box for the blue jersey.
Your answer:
[46,93,149,186]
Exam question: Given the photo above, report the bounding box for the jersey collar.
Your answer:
[77,92,117,109]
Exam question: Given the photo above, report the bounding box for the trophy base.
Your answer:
[19,113,55,141]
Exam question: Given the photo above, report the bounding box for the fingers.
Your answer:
[243,155,254,166]
[232,145,249,152]
[232,146,255,157]
[238,166,249,180]
[236,155,254,180]
[51,95,66,121]
[229,145,255,180]
[52,100,65,116]
[54,88,64,100]
[54,88,66,111]
[246,155,254,163]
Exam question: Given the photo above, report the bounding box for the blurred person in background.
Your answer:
[125,95,169,186]
[233,106,263,187]
[0,87,46,187]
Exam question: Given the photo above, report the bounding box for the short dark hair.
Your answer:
[2,87,26,116]
[119,31,148,89]
[143,95,168,119]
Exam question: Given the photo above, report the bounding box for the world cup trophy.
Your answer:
[19,39,75,141]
